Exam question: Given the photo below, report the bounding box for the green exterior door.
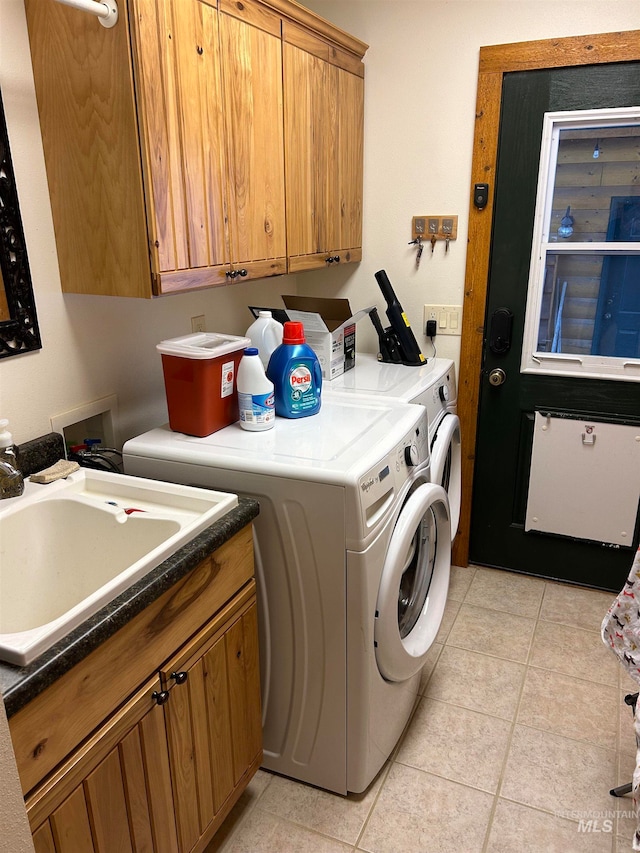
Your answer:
[470,63,640,592]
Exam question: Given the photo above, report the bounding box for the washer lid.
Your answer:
[124,396,428,485]
[375,482,451,682]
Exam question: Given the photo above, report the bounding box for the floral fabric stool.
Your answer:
[602,546,640,851]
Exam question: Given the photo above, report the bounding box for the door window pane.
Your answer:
[537,251,640,358]
[522,107,640,381]
[547,128,640,243]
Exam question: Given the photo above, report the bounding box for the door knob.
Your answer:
[488,368,506,386]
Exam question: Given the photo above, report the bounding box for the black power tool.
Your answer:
[371,269,426,366]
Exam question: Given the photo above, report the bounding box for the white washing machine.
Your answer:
[326,354,462,539]
[123,397,450,795]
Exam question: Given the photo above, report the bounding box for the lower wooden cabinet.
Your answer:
[31,689,177,853]
[161,596,261,853]
[27,583,261,853]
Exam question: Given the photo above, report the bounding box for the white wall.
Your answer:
[299,0,640,364]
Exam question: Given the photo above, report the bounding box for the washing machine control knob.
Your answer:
[438,384,449,403]
[404,443,419,468]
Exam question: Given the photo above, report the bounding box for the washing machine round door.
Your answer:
[430,413,462,540]
[374,482,451,683]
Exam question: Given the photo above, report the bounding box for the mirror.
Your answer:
[0,89,41,358]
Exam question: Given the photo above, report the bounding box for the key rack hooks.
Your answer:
[52,0,118,28]
[411,215,458,243]
[409,215,458,265]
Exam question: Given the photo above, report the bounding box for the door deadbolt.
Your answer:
[488,368,506,387]
[489,307,514,355]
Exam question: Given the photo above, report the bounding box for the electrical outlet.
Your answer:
[423,304,463,336]
[191,315,206,333]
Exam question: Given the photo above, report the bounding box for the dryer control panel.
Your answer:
[425,365,457,429]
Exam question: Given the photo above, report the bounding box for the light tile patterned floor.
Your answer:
[205,565,636,853]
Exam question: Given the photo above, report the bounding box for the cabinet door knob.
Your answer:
[226,270,237,279]
[326,255,341,264]
[238,268,248,277]
[152,690,170,706]
[171,671,188,685]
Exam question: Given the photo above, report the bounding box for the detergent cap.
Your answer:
[282,321,305,345]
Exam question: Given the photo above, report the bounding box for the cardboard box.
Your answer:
[281,296,371,380]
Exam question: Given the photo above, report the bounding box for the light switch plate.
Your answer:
[423,304,463,336]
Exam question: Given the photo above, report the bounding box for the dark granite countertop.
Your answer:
[1,433,259,718]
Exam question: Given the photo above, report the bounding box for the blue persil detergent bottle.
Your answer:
[266,321,322,418]
[237,348,275,431]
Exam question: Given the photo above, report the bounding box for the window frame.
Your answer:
[520,106,640,382]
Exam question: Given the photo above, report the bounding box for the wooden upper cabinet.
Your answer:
[132,0,228,289]
[24,0,366,297]
[338,66,365,255]
[218,2,287,280]
[24,0,152,298]
[283,23,365,273]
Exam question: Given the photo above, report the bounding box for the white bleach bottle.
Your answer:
[237,348,276,431]
[245,311,283,369]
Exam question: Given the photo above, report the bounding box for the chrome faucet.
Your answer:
[0,419,24,497]
[0,457,24,498]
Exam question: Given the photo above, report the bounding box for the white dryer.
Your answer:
[326,354,462,539]
[123,397,450,795]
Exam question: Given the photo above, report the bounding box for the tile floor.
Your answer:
[206,565,637,853]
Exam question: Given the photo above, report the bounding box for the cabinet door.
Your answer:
[133,0,286,293]
[219,1,287,277]
[337,65,364,257]
[134,0,229,293]
[284,41,337,261]
[28,679,179,853]
[284,27,364,272]
[24,0,153,298]
[161,590,262,853]
[132,0,229,293]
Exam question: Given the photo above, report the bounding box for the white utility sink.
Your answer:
[0,468,237,666]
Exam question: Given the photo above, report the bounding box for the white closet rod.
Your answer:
[53,0,118,28]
